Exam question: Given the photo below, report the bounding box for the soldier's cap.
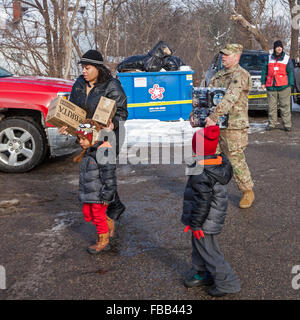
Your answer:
[220,44,243,55]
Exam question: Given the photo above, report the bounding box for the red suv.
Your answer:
[0,66,77,173]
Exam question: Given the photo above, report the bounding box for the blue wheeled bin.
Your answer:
[117,70,194,121]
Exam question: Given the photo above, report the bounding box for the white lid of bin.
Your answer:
[179,66,192,71]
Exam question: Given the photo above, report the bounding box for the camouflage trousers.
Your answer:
[216,129,254,192]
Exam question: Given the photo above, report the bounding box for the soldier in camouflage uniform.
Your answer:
[200,44,254,209]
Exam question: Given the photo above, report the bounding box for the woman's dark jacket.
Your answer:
[182,154,233,235]
[78,141,116,204]
[69,75,128,153]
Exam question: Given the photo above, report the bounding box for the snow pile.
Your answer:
[124,118,198,146]
[123,101,300,147]
[123,118,272,147]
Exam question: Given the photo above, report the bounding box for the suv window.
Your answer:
[239,54,268,70]
[0,67,13,78]
[219,53,268,71]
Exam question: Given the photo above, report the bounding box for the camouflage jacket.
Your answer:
[208,64,252,129]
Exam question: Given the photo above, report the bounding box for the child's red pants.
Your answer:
[82,203,108,234]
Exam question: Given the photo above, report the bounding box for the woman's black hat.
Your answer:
[78,50,104,65]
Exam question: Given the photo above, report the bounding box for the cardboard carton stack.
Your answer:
[46,96,117,135]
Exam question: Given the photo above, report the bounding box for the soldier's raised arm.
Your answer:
[208,71,252,124]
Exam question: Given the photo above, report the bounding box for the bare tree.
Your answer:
[0,0,82,78]
[87,0,128,62]
[181,0,235,81]
[280,0,300,59]
[231,0,299,58]
[1,0,295,84]
[116,0,172,57]
[234,0,254,49]
[231,0,269,51]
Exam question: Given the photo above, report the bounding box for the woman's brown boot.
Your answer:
[107,216,115,237]
[87,232,109,254]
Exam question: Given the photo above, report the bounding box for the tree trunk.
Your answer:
[63,0,80,78]
[63,27,72,79]
[94,0,99,51]
[234,0,253,49]
[290,0,299,60]
[231,7,269,51]
[42,0,55,76]
[101,1,108,61]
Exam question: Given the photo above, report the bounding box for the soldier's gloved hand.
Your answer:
[189,114,196,128]
[184,225,205,239]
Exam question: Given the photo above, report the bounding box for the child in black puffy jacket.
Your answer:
[182,125,240,297]
[74,119,117,254]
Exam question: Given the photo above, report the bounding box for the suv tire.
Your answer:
[0,118,47,173]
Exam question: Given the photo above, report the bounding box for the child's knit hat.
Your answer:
[192,125,220,156]
[74,120,101,163]
[76,120,100,146]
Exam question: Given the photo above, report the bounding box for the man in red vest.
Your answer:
[261,40,294,131]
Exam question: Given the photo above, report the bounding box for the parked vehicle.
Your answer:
[204,49,269,111]
[292,60,300,105]
[0,66,78,173]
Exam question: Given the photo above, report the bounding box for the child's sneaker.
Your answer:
[206,286,227,297]
[184,271,214,288]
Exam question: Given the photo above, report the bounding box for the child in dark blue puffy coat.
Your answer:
[182,125,240,297]
[74,119,117,254]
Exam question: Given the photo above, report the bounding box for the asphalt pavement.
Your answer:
[0,111,299,300]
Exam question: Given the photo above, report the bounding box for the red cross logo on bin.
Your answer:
[148,84,165,100]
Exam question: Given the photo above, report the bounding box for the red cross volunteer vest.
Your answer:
[266,54,289,87]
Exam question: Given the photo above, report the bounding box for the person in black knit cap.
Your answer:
[261,40,294,131]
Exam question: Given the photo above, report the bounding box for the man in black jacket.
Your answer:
[182,125,240,297]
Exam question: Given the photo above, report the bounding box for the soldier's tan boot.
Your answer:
[239,190,255,209]
[107,216,115,238]
[87,233,109,254]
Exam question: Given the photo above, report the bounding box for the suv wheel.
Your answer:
[0,118,47,173]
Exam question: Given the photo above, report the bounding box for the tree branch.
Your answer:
[230,7,269,51]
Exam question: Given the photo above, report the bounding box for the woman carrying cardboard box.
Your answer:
[59,49,128,226]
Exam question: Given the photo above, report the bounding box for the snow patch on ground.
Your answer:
[251,140,275,145]
[69,179,78,186]
[36,211,80,235]
[118,177,149,185]
[248,122,268,134]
